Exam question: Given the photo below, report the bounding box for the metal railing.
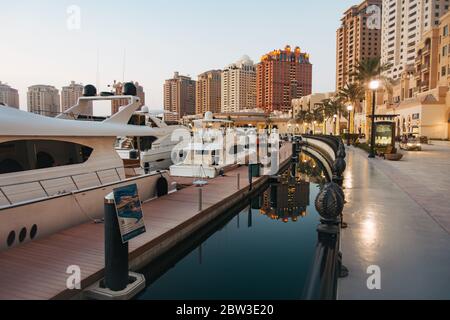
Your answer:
[0,166,134,206]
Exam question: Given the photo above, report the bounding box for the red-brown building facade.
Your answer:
[257,45,312,113]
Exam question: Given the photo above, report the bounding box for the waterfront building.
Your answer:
[221,55,257,113]
[257,45,312,113]
[61,81,92,115]
[381,0,449,80]
[415,28,440,93]
[439,11,450,87]
[27,85,60,117]
[164,72,196,122]
[292,92,335,116]
[196,70,222,115]
[111,81,145,115]
[336,0,382,90]
[0,81,19,108]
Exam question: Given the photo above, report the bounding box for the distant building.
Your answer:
[196,70,222,115]
[27,85,60,117]
[257,45,312,113]
[221,55,257,113]
[164,72,196,122]
[0,81,19,108]
[61,81,92,115]
[111,81,145,115]
[336,0,382,89]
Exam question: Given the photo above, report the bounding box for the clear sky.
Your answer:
[1,0,358,114]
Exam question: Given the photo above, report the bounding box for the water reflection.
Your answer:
[136,153,329,300]
[259,153,327,223]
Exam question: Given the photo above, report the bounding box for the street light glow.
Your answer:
[369,80,380,90]
[347,105,353,111]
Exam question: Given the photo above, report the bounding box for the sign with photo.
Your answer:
[113,184,146,243]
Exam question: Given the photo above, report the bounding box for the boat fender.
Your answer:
[156,176,169,197]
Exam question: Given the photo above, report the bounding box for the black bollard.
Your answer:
[248,165,253,190]
[104,194,129,292]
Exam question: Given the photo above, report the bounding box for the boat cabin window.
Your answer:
[128,114,146,126]
[134,136,158,151]
[0,140,93,174]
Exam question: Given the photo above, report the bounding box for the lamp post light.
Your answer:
[347,105,353,146]
[368,80,380,158]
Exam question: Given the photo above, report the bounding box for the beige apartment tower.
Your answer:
[0,81,19,109]
[61,81,93,115]
[164,72,196,122]
[221,56,257,113]
[27,85,60,117]
[336,0,382,90]
[381,0,450,80]
[196,70,222,115]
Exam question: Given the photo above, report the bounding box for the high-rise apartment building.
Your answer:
[164,72,196,122]
[336,0,382,90]
[27,85,60,117]
[196,70,222,115]
[61,81,93,115]
[111,81,145,115]
[221,55,257,113]
[0,81,19,108]
[257,45,312,113]
[381,0,450,80]
[439,10,450,86]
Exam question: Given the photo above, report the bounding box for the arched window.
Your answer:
[0,140,93,174]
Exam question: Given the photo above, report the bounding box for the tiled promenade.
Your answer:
[339,145,450,300]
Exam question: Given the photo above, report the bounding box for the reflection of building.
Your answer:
[196,70,222,115]
[164,72,196,122]
[61,81,92,115]
[27,85,60,117]
[221,56,257,113]
[0,81,19,108]
[260,175,310,223]
[111,81,145,115]
[336,0,382,89]
[257,45,312,113]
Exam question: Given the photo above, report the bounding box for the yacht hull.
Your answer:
[0,172,175,251]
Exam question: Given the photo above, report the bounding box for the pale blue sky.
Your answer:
[1,0,357,113]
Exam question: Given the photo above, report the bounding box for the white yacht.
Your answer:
[115,108,185,173]
[169,112,252,179]
[0,85,177,251]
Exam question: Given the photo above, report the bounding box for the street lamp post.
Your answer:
[347,105,353,146]
[368,80,380,158]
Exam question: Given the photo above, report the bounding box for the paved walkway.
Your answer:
[338,145,450,300]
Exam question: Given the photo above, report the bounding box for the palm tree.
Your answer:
[351,57,392,135]
[352,57,392,84]
[321,98,346,135]
[295,110,308,132]
[338,83,365,134]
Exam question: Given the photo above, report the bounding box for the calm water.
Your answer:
[137,157,326,300]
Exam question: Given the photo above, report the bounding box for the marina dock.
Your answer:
[0,144,292,300]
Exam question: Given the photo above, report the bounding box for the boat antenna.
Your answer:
[96,49,100,89]
[122,48,126,82]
